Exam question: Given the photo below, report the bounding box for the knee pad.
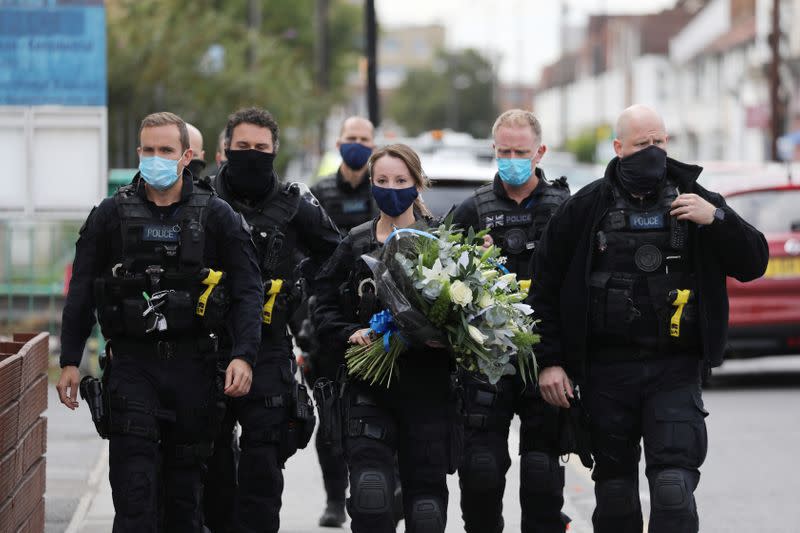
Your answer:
[596,478,638,517]
[520,451,564,494]
[460,450,501,491]
[350,470,392,515]
[407,498,444,533]
[651,468,694,512]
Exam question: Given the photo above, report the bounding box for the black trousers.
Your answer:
[458,369,566,533]
[344,363,458,533]
[203,347,298,533]
[106,354,217,533]
[202,409,238,533]
[583,356,708,533]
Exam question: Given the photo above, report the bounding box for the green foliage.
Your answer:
[428,280,451,328]
[106,0,362,170]
[565,127,599,163]
[386,49,497,138]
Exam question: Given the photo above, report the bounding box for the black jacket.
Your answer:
[310,168,379,233]
[313,217,451,403]
[60,172,264,367]
[212,165,342,360]
[531,157,769,378]
[452,168,569,278]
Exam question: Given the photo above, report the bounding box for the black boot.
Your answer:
[319,500,347,528]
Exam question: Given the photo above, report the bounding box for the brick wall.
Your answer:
[0,333,49,533]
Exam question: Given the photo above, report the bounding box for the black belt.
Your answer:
[111,336,218,360]
[589,346,700,362]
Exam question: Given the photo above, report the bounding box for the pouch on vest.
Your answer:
[122,297,149,337]
[646,274,700,353]
[589,272,637,339]
[201,283,230,332]
[163,290,195,331]
[95,279,123,335]
[179,219,205,268]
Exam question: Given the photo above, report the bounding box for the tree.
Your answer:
[386,49,497,138]
[106,0,362,170]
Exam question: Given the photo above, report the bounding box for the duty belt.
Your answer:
[112,336,219,360]
[463,412,509,431]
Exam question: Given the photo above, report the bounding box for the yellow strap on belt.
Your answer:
[262,279,284,324]
[670,289,691,338]
[196,269,224,317]
[519,279,531,293]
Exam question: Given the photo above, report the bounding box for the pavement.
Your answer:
[45,355,800,532]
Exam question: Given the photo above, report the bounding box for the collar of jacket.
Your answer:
[601,155,704,197]
[215,163,278,210]
[491,166,547,201]
[336,167,371,193]
[132,169,195,205]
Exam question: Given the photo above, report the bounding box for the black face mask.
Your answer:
[224,149,276,198]
[186,158,206,178]
[616,145,667,197]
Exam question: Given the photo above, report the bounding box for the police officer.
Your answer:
[307,115,378,526]
[314,144,460,533]
[451,109,571,533]
[206,106,341,533]
[311,116,379,233]
[533,105,769,533]
[186,123,208,178]
[56,111,263,532]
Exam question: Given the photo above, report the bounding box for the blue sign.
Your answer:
[0,0,106,106]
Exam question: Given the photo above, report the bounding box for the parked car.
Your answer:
[721,180,800,358]
[696,163,800,358]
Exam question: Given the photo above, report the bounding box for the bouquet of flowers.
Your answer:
[345,220,539,387]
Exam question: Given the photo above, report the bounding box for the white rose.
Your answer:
[450,280,473,307]
[498,273,517,285]
[467,324,488,345]
[478,291,494,309]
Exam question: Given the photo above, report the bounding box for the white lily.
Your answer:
[467,324,488,345]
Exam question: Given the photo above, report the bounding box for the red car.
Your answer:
[717,177,800,358]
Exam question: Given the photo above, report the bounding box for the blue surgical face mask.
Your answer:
[139,154,183,191]
[497,158,533,186]
[371,184,418,217]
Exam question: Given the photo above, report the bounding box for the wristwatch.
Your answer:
[712,207,725,224]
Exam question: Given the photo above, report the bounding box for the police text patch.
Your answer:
[142,224,180,242]
[629,212,665,230]
[342,199,370,214]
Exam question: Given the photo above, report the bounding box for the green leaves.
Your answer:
[385,49,498,138]
[107,0,362,169]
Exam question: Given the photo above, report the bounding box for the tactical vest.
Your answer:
[474,177,569,279]
[215,174,304,334]
[313,174,378,233]
[94,181,225,341]
[588,178,701,358]
[341,220,381,325]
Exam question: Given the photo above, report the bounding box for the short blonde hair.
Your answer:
[491,109,542,141]
[139,112,189,151]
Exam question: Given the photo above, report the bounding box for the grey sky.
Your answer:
[376,0,678,84]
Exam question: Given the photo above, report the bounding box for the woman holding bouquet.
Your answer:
[314,144,460,533]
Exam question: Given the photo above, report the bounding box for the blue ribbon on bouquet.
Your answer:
[487,259,510,274]
[369,310,404,352]
[385,227,437,244]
